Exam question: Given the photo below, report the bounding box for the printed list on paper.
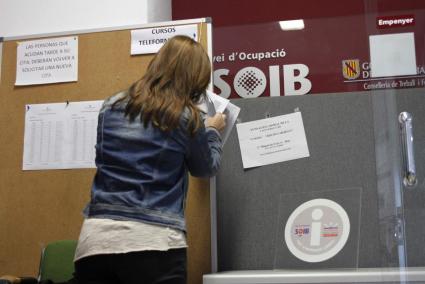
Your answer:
[236,112,310,169]
[23,100,103,170]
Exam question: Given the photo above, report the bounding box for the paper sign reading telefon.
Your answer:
[131,24,198,55]
[236,112,309,168]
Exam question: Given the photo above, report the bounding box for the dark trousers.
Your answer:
[72,248,187,284]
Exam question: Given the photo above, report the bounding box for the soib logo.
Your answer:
[234,67,267,98]
[214,64,312,98]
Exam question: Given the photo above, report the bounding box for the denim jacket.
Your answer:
[84,91,222,232]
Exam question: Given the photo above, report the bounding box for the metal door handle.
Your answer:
[399,112,417,187]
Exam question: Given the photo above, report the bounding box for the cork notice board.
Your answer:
[0,19,211,284]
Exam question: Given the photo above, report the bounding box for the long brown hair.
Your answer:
[119,35,211,135]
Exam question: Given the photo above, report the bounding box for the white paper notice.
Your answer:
[63,101,104,168]
[23,100,103,170]
[16,36,78,86]
[23,103,67,170]
[236,112,309,169]
[369,32,417,77]
[131,24,198,55]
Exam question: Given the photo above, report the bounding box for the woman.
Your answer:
[73,35,226,284]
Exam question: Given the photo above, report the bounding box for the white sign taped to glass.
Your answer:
[236,112,310,168]
[285,198,350,262]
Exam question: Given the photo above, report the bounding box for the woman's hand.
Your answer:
[205,112,227,132]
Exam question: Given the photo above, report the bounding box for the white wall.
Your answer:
[0,0,171,38]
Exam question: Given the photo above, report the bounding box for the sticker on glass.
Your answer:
[284,198,350,262]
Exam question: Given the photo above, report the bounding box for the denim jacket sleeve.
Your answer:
[184,125,223,177]
[174,109,223,177]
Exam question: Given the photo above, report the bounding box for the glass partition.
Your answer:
[209,5,425,284]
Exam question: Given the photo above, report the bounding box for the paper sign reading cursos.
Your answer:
[131,24,198,55]
[236,112,310,168]
[15,36,78,86]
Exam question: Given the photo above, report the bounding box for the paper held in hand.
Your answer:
[198,90,240,145]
